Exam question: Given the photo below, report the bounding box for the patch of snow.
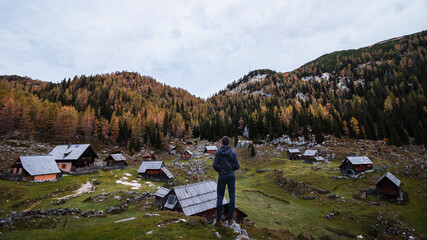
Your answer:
[146,213,160,216]
[121,176,129,180]
[302,76,313,82]
[124,173,132,177]
[337,80,347,91]
[145,181,155,187]
[115,217,136,223]
[296,92,309,102]
[356,79,365,85]
[321,72,331,80]
[248,74,267,83]
[175,219,187,223]
[116,180,141,190]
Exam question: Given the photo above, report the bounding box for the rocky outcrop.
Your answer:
[0,208,105,228]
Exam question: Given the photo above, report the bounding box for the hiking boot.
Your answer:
[214,218,224,226]
[227,219,233,225]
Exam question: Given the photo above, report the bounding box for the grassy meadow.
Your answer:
[0,138,426,239]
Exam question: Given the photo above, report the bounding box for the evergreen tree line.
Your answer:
[0,31,426,149]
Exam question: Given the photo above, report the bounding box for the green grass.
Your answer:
[1,144,426,239]
[1,209,237,240]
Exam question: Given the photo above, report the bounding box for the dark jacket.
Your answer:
[213,145,240,177]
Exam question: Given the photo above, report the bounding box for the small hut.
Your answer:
[11,156,62,182]
[137,161,174,181]
[142,151,153,161]
[204,146,218,154]
[287,149,301,160]
[169,146,177,155]
[104,153,128,168]
[49,144,98,173]
[302,150,318,163]
[314,156,326,163]
[181,150,192,160]
[161,180,247,223]
[376,172,403,201]
[340,156,373,176]
[154,187,171,208]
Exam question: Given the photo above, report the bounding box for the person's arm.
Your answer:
[232,151,240,171]
[213,152,220,172]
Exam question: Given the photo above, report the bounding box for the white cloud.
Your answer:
[0,0,426,98]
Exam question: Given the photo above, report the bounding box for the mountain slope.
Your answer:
[207,30,427,146]
[1,31,426,148]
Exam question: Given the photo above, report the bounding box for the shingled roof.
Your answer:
[161,167,174,179]
[109,153,126,162]
[154,187,171,198]
[18,156,61,176]
[346,156,373,165]
[137,161,164,173]
[49,144,98,160]
[205,146,217,151]
[173,180,227,216]
[303,150,318,157]
[288,149,300,153]
[376,172,401,187]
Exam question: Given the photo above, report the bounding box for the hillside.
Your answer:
[0,137,426,239]
[0,72,204,152]
[211,30,427,147]
[1,31,427,150]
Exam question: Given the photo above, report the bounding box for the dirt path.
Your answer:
[23,201,41,212]
[57,181,93,200]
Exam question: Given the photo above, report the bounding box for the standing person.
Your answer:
[212,136,240,226]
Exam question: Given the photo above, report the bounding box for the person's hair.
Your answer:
[221,136,230,146]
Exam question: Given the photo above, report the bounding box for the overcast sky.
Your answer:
[1,1,426,98]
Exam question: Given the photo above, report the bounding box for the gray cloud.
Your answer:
[0,0,426,98]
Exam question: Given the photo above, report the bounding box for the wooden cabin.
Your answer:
[137,161,174,181]
[169,146,177,155]
[154,187,171,208]
[302,150,318,163]
[340,156,373,176]
[49,144,98,173]
[142,151,153,161]
[204,146,218,154]
[181,150,192,160]
[376,172,403,201]
[287,149,300,160]
[11,156,62,182]
[104,153,128,168]
[314,156,326,163]
[161,180,247,223]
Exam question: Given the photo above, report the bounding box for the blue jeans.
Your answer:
[216,175,235,220]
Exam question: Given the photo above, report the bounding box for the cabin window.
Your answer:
[167,195,176,204]
[62,164,66,169]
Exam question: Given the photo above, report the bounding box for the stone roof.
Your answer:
[109,153,126,161]
[205,146,218,151]
[137,161,164,173]
[376,172,401,187]
[346,156,373,165]
[303,150,318,157]
[288,149,300,153]
[18,155,61,176]
[173,180,227,216]
[154,187,170,198]
[49,144,97,160]
[161,167,174,179]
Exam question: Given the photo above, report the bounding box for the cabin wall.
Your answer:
[377,179,400,196]
[57,162,72,172]
[33,174,57,181]
[196,208,217,223]
[12,167,23,174]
